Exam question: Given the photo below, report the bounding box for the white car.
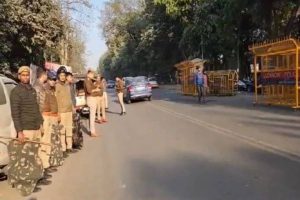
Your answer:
[148,77,159,88]
[0,75,17,169]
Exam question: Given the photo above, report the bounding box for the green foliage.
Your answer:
[0,0,89,73]
[100,0,300,79]
[0,0,64,71]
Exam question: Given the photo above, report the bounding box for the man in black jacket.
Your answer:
[9,66,51,187]
[10,66,44,142]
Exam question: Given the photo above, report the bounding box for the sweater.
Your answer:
[10,83,43,132]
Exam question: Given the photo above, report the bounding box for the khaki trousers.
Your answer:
[117,92,126,113]
[23,129,41,141]
[87,96,98,134]
[40,115,58,169]
[103,92,108,108]
[60,112,73,151]
[97,96,106,120]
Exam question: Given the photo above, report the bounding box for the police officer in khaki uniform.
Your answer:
[84,70,101,137]
[115,77,126,115]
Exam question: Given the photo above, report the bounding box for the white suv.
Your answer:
[0,75,17,168]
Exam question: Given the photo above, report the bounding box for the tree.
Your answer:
[0,0,64,71]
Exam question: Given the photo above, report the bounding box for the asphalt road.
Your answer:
[1,86,300,200]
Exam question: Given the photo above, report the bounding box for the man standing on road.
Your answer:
[115,77,126,115]
[84,70,100,137]
[41,72,63,169]
[194,66,205,103]
[9,66,49,194]
[66,72,76,108]
[95,75,108,123]
[33,69,57,173]
[10,66,43,143]
[55,66,74,156]
[33,70,47,113]
[101,77,109,110]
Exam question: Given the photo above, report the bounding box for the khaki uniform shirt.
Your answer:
[55,82,73,113]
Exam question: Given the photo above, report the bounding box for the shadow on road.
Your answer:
[127,150,300,200]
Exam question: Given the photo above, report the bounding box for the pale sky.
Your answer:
[84,0,107,70]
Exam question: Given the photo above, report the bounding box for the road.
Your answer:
[1,86,300,200]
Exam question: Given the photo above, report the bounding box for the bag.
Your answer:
[72,113,83,149]
[195,73,204,85]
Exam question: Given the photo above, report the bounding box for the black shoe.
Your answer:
[45,168,57,173]
[63,152,68,158]
[67,149,77,154]
[37,179,52,186]
[43,173,52,179]
[33,187,42,193]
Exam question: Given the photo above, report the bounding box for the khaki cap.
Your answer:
[18,66,30,74]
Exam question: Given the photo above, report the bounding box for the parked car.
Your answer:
[0,75,17,170]
[243,79,255,92]
[124,76,152,104]
[148,77,159,88]
[107,80,115,89]
[236,80,247,91]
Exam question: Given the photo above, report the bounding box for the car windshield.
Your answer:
[148,77,156,81]
[134,77,147,83]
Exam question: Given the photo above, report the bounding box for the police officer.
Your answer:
[115,77,126,115]
[55,66,74,156]
[9,66,50,195]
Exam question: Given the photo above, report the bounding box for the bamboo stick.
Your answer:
[0,136,51,146]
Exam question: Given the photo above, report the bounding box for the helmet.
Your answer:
[56,66,67,78]
[47,70,57,81]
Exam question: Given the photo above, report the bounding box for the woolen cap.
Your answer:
[18,66,30,74]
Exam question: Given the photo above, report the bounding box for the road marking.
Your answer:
[150,102,300,163]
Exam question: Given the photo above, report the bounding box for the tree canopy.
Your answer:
[0,0,90,73]
[99,0,300,80]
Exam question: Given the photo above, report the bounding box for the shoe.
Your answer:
[91,133,99,137]
[45,167,57,173]
[63,152,68,158]
[43,173,52,179]
[37,179,52,186]
[95,119,102,124]
[33,187,42,193]
[67,149,78,154]
[123,112,127,115]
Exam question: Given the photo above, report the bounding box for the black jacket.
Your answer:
[10,83,43,133]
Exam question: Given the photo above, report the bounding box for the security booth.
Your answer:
[175,58,206,96]
[249,37,300,108]
[175,58,239,96]
[207,70,238,96]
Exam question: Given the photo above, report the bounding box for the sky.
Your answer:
[84,0,107,70]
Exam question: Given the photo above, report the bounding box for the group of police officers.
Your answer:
[6,65,121,196]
